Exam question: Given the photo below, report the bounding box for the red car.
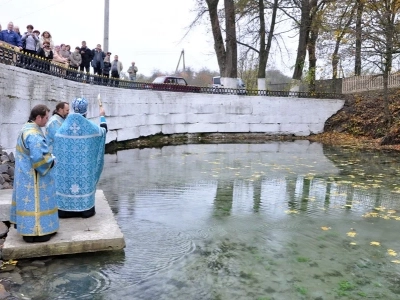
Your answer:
[149,76,201,93]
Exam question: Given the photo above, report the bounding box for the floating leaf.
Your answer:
[388,249,397,256]
[392,260,400,264]
[350,242,357,245]
[285,210,299,214]
[347,231,357,237]
[363,212,379,218]
[370,241,381,246]
[321,226,331,231]
[374,206,386,212]
[388,210,396,214]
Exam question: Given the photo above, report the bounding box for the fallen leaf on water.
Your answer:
[388,210,396,214]
[350,242,357,245]
[392,260,400,264]
[285,210,299,214]
[374,206,386,211]
[363,212,379,218]
[388,249,397,256]
[370,241,381,246]
[347,231,357,237]
[321,226,331,231]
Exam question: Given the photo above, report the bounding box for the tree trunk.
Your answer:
[258,0,266,90]
[223,0,238,82]
[354,0,364,76]
[206,0,226,76]
[292,0,311,80]
[383,21,394,125]
[258,0,279,91]
[331,3,356,79]
[307,28,318,92]
[306,0,320,93]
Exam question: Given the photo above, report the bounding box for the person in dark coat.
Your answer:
[37,41,53,72]
[103,52,112,85]
[103,52,112,77]
[79,41,92,73]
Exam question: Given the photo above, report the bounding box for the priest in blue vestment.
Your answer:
[10,104,59,243]
[54,97,107,218]
[45,101,70,152]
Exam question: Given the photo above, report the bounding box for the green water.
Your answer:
[4,141,400,300]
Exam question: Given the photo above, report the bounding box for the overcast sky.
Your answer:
[0,0,220,77]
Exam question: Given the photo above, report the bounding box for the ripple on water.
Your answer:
[121,221,196,286]
[44,266,113,299]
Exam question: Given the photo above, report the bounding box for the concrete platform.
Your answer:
[0,190,126,260]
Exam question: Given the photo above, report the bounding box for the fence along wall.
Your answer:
[0,64,345,151]
[342,73,400,94]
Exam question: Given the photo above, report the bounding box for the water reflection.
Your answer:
[8,141,400,299]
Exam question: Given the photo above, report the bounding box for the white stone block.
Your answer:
[117,127,140,141]
[187,123,220,133]
[249,123,281,133]
[106,130,117,143]
[139,124,162,137]
[217,123,250,132]
[162,123,189,134]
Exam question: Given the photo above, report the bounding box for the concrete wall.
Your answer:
[0,63,345,151]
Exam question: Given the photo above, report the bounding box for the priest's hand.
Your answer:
[100,107,105,116]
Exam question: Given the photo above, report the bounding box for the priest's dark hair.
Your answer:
[29,104,50,121]
[53,101,69,115]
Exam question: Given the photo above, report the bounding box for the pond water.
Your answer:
[5,141,400,300]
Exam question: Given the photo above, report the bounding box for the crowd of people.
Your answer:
[11,98,107,243]
[0,21,139,82]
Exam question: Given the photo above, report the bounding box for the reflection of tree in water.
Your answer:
[325,146,399,202]
[252,180,262,213]
[214,181,233,217]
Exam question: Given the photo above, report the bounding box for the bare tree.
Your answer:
[354,0,365,76]
[235,0,283,90]
[204,0,238,88]
[326,1,357,79]
[363,0,400,124]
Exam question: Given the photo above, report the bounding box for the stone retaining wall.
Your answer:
[0,63,345,151]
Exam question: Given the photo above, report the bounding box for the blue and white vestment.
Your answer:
[45,113,65,152]
[54,113,106,212]
[10,122,59,236]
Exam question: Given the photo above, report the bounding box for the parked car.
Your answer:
[212,76,246,95]
[149,76,201,93]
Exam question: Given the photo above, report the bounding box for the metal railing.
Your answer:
[0,44,343,99]
[342,73,400,94]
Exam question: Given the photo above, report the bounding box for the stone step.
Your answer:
[0,190,125,260]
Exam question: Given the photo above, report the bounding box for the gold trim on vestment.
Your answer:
[32,153,52,169]
[16,144,29,156]
[34,170,40,234]
[16,207,58,217]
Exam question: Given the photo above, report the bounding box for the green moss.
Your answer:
[338,280,355,291]
[296,256,309,262]
[296,286,308,295]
